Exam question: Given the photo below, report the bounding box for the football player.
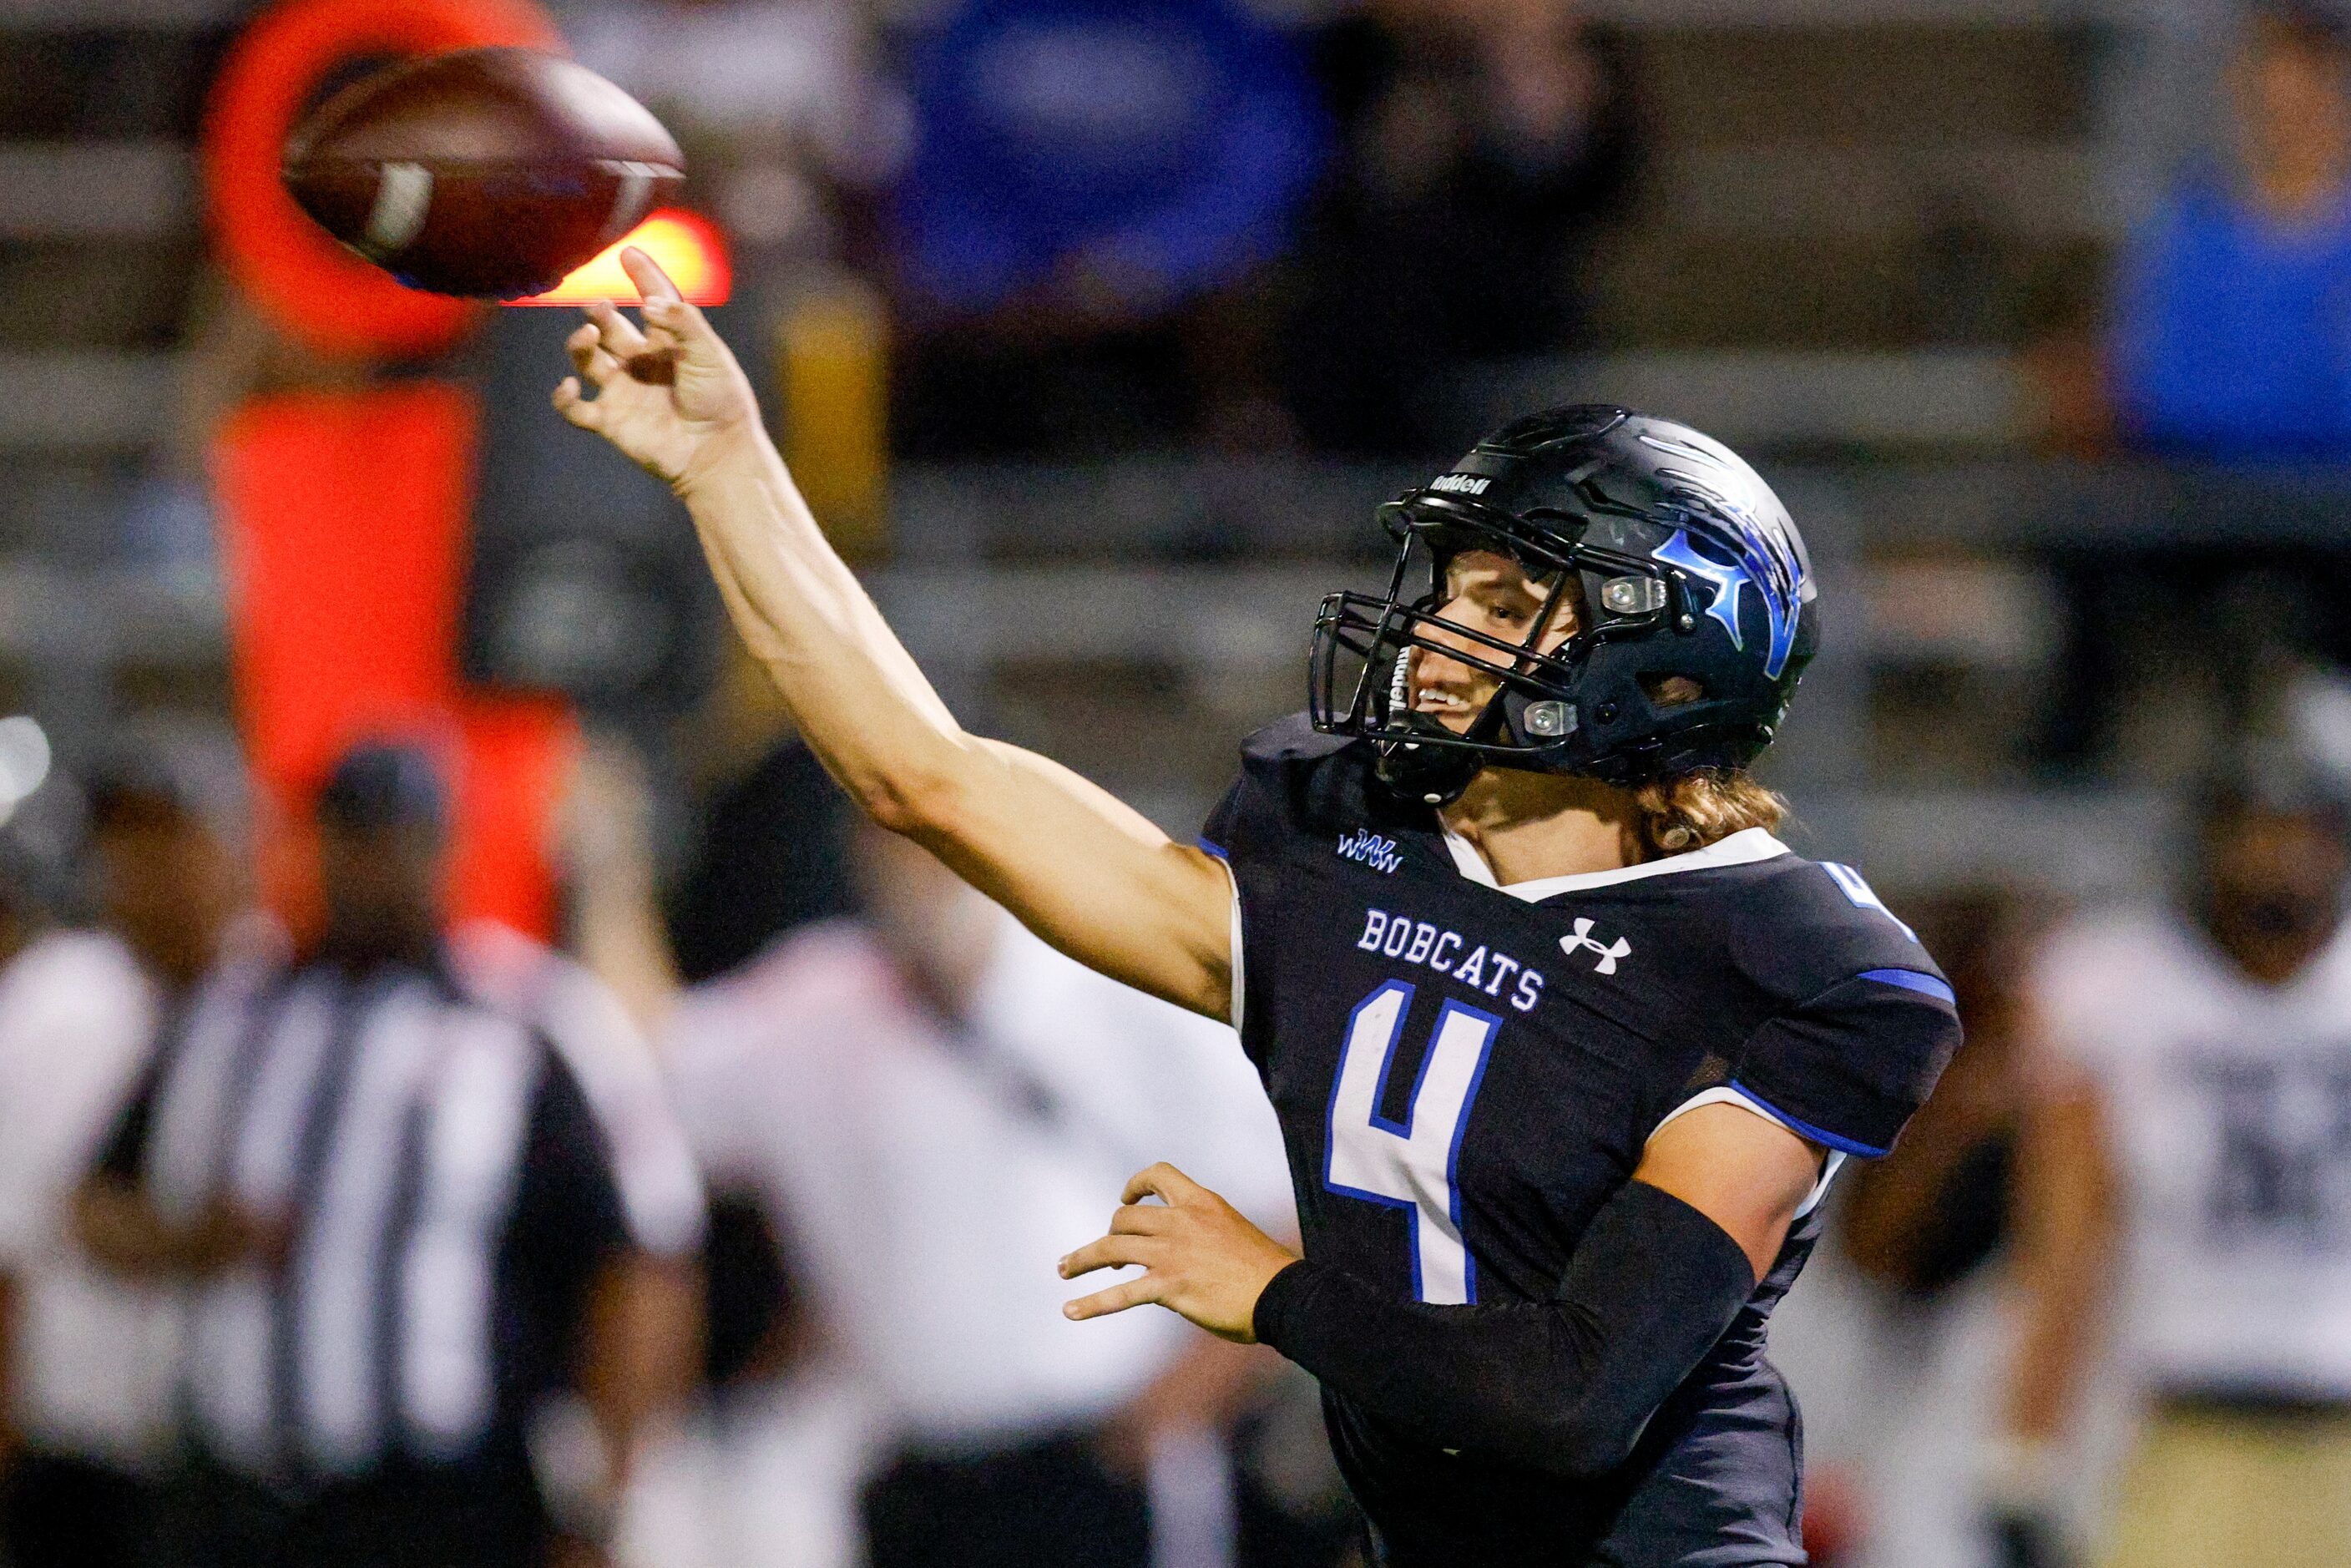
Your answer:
[554,251,1962,1565]
[1994,751,2351,1568]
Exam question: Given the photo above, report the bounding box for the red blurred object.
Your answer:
[212,386,574,938]
[450,695,574,938]
[203,0,561,358]
[509,207,732,306]
[215,385,471,783]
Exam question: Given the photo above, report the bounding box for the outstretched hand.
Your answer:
[1059,1162,1298,1344]
[552,248,761,492]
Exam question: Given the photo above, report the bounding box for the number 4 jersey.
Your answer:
[1202,717,1962,1565]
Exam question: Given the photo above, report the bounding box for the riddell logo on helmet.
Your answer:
[1428,473,1492,495]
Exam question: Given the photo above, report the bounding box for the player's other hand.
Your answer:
[553,247,760,493]
[1060,1162,1297,1344]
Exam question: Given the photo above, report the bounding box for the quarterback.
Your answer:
[554,250,1962,1565]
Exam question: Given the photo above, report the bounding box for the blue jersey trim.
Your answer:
[1858,968,1955,1005]
[1727,1081,1891,1158]
[1197,836,1230,859]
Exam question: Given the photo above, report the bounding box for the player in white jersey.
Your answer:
[1998,752,2351,1568]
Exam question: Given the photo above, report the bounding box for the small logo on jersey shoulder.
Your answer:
[1336,828,1403,874]
[1428,473,1492,496]
[1561,918,1631,974]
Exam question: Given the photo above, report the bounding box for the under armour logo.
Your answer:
[1560,918,1631,974]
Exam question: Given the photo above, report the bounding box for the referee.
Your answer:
[78,741,700,1568]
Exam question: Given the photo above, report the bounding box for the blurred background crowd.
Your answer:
[7,0,2351,1565]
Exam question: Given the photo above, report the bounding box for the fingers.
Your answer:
[585,300,648,360]
[620,245,681,304]
[589,293,685,384]
[1064,1275,1162,1322]
[552,377,602,431]
[1110,1203,1173,1236]
[1122,1161,1207,1207]
[619,245,719,354]
[567,323,624,388]
[1059,1232,1160,1281]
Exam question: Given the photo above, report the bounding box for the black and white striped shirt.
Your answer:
[98,931,700,1486]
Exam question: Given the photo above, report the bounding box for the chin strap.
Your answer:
[1373,719,1481,807]
[1373,638,1539,807]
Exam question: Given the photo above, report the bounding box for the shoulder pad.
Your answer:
[1237,712,1351,771]
[1720,857,1961,1157]
[1726,854,1949,1007]
[1207,713,1376,862]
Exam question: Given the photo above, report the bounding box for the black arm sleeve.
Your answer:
[1251,1180,1756,1478]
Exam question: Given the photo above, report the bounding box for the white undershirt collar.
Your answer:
[1439,823,1790,903]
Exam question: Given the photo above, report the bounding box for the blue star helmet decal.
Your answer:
[1640,433,1808,680]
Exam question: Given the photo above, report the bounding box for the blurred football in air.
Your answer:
[283,47,685,300]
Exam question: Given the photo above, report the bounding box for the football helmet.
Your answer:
[1309,404,1819,803]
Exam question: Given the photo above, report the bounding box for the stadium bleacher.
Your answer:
[0,0,2291,894]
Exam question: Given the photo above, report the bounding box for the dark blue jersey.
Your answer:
[1202,717,1960,1566]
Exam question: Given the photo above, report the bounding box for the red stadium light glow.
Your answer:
[508,207,732,306]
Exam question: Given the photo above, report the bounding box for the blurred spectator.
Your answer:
[0,723,250,1568]
[888,0,1325,457]
[660,824,1346,1568]
[497,4,901,664]
[665,735,852,984]
[1282,0,1644,454]
[659,646,855,988]
[0,834,63,975]
[1841,888,2033,1307]
[1777,888,2048,1568]
[1997,748,2351,1568]
[75,741,701,1568]
[564,0,907,276]
[2112,1,2351,460]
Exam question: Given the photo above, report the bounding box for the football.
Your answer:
[283,47,685,300]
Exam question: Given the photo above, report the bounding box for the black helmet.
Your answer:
[1309,404,1819,803]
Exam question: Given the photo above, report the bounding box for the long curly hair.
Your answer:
[1632,769,1787,857]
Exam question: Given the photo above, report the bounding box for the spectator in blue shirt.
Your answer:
[889,0,1324,458]
[2114,0,2351,460]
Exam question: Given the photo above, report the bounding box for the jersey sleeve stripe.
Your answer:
[1197,836,1230,859]
[1857,968,1955,1004]
[1724,1080,1892,1158]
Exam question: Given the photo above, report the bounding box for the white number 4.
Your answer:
[1823,862,1918,943]
[1324,981,1501,1304]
